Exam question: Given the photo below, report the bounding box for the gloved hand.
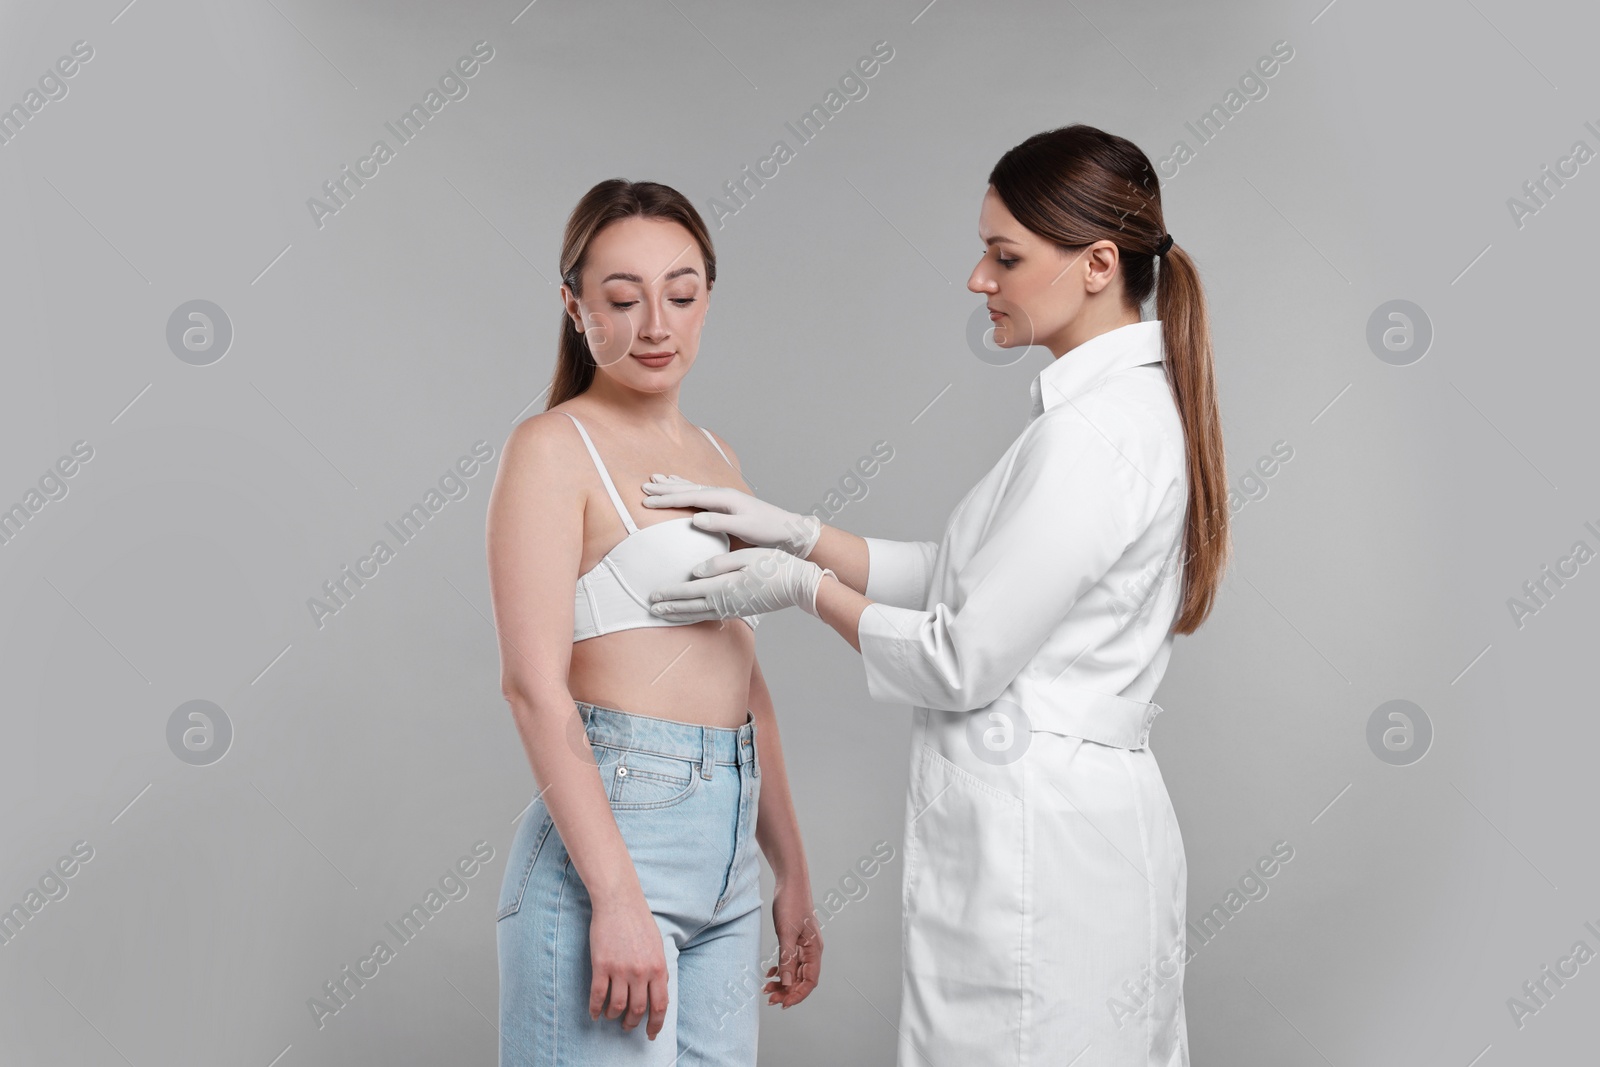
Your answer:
[649,548,836,621]
[640,475,823,559]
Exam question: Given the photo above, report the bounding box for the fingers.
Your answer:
[647,974,669,1040]
[640,489,714,509]
[765,929,822,1008]
[793,935,823,1001]
[590,975,609,1021]
[647,556,741,601]
[689,551,752,578]
[687,511,734,534]
[647,585,713,611]
[640,476,732,512]
[641,473,703,491]
[780,935,796,992]
[649,602,715,623]
[765,936,798,1006]
[605,977,630,1021]
[597,974,667,1036]
[623,978,650,1032]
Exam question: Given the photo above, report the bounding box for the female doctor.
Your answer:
[644,125,1230,1067]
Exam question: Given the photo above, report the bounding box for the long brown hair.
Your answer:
[988,124,1229,634]
[545,179,717,409]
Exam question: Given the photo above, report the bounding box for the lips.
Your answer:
[632,352,674,366]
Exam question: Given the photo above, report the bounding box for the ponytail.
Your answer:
[1154,241,1229,633]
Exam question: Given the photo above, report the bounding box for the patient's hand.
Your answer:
[765,880,822,1009]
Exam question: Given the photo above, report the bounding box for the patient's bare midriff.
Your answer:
[569,621,756,728]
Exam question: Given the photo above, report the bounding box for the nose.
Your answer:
[968,260,996,295]
[638,297,669,343]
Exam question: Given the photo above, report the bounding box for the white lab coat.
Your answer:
[857,320,1191,1067]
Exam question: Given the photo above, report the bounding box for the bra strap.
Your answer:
[698,426,733,467]
[561,412,638,534]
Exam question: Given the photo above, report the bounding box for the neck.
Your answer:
[581,371,688,437]
[1045,300,1142,359]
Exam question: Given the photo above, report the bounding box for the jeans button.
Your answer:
[617,766,628,777]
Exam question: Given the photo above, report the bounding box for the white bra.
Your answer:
[563,412,759,641]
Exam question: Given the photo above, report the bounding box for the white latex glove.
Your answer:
[648,548,836,621]
[640,475,822,559]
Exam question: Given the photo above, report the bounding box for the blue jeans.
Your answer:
[497,701,764,1066]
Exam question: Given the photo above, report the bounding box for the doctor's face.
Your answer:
[561,216,711,393]
[968,185,1102,355]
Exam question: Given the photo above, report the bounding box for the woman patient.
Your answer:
[486,179,821,1066]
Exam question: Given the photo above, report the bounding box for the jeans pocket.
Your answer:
[497,797,557,921]
[601,747,702,810]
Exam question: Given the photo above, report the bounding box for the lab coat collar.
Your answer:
[1029,319,1165,420]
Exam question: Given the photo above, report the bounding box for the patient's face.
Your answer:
[564,216,710,394]
[967,186,1088,353]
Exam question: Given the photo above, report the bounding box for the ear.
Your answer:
[559,283,584,332]
[1084,240,1121,294]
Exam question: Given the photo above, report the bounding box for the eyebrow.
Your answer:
[600,266,701,284]
[982,235,1020,247]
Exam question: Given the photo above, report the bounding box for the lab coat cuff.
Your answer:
[863,536,932,609]
[858,601,930,707]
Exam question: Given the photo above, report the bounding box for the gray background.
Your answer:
[1,0,1594,1064]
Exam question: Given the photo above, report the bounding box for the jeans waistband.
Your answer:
[576,702,758,779]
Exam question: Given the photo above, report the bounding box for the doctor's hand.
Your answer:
[648,547,835,621]
[641,475,823,559]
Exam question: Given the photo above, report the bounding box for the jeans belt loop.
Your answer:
[701,726,715,780]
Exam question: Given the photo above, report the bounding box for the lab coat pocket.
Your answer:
[903,742,1027,1059]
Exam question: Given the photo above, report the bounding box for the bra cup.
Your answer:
[602,518,731,610]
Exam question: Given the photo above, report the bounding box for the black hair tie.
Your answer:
[1155,233,1174,258]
